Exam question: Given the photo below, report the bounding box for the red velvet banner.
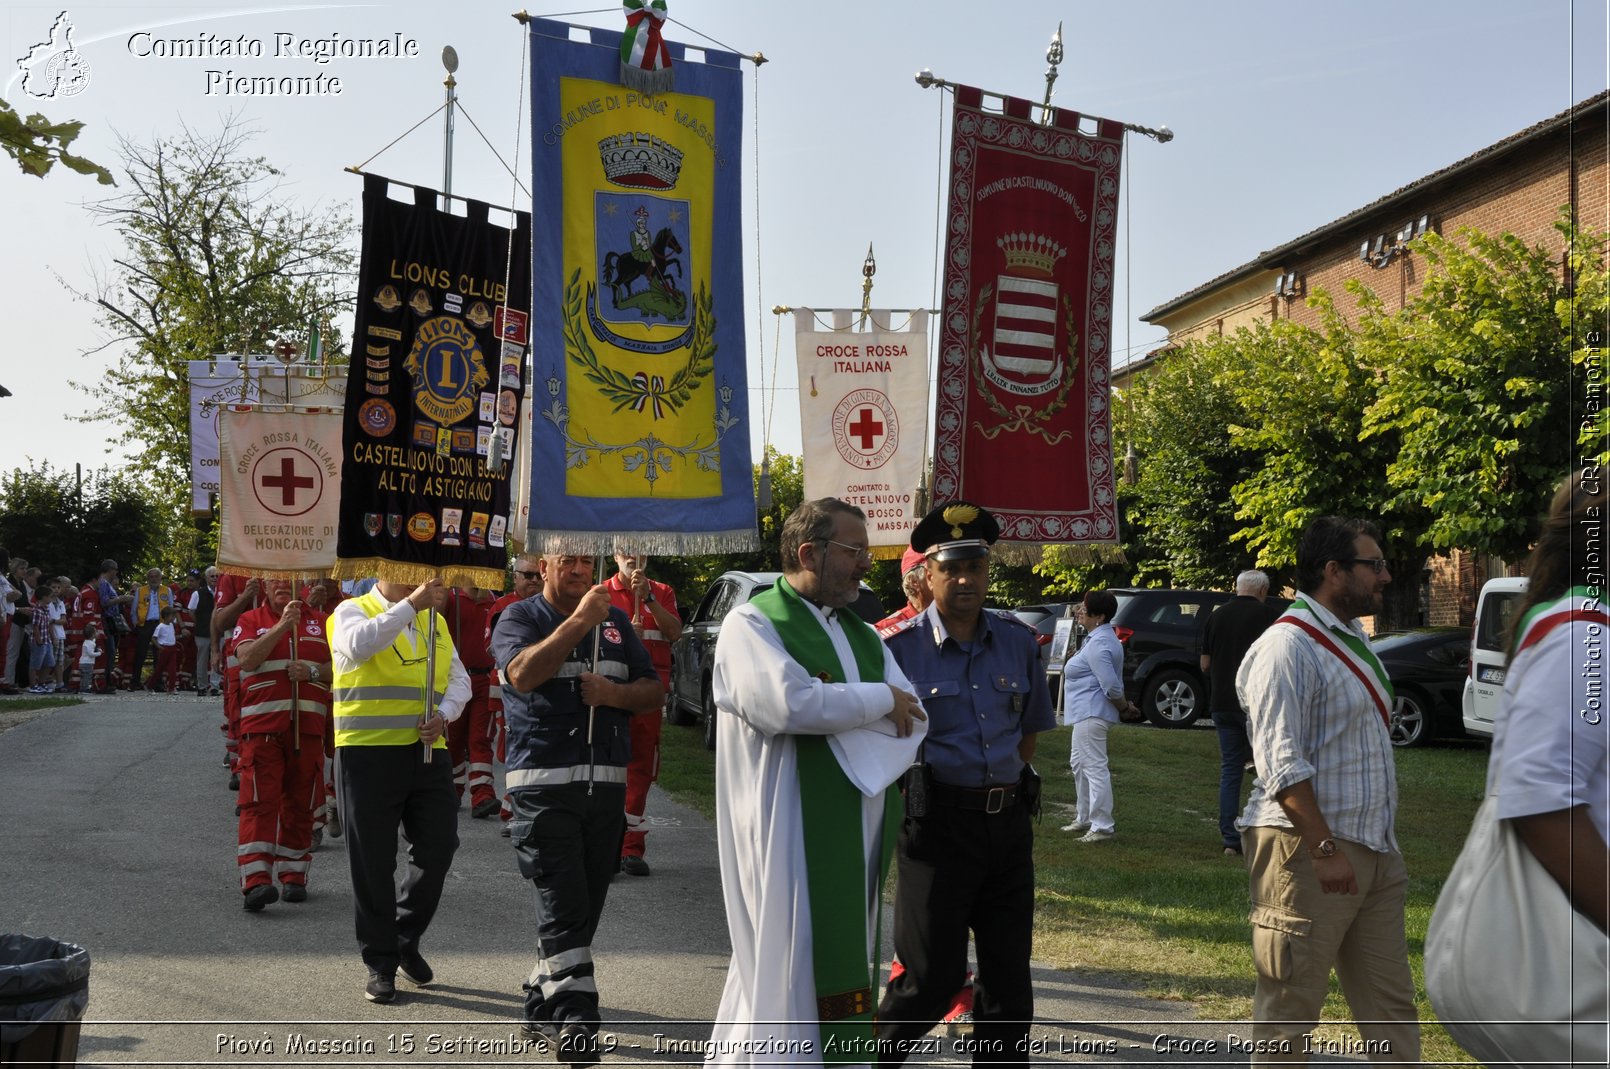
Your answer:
[932,86,1123,547]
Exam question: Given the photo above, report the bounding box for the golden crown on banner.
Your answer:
[597,132,685,190]
[995,231,1067,277]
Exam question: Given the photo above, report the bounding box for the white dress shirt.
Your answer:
[329,590,470,722]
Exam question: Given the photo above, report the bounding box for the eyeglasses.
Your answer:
[1344,557,1389,574]
[818,539,873,563]
[514,570,542,580]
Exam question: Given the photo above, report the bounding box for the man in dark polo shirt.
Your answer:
[1200,570,1281,856]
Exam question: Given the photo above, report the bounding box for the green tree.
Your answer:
[65,117,355,564]
[1359,218,1582,561]
[0,462,164,583]
[0,98,112,184]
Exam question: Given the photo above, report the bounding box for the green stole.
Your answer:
[749,577,902,1064]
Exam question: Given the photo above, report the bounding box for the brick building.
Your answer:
[1128,92,1608,625]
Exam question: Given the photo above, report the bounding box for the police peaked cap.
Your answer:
[911,501,1000,561]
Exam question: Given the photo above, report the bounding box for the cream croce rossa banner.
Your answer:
[795,309,929,553]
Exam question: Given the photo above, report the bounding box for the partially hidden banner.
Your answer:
[333,174,532,588]
[188,360,346,514]
[932,86,1123,550]
[217,407,343,577]
[527,17,755,554]
[795,309,928,554]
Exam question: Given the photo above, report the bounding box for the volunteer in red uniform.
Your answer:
[486,553,545,835]
[605,549,680,877]
[874,547,931,639]
[213,573,261,789]
[233,578,332,911]
[445,586,499,818]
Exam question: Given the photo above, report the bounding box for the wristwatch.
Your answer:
[1309,837,1338,859]
[308,664,319,683]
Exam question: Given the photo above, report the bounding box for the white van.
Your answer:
[1460,576,1529,738]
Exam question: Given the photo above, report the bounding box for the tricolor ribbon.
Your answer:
[629,371,669,420]
[620,0,673,94]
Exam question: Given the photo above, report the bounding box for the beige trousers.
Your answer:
[1242,825,1421,1064]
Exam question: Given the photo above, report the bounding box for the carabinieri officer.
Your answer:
[877,502,1055,1065]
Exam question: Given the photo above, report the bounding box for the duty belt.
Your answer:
[928,780,1019,814]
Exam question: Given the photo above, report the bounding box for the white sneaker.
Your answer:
[1060,821,1091,835]
[1077,829,1116,843]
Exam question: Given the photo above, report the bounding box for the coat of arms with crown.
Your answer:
[968,230,1079,445]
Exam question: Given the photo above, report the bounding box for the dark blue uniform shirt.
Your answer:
[886,604,1055,787]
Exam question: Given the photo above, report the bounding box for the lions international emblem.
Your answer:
[373,285,402,312]
[405,316,490,427]
[969,231,1079,444]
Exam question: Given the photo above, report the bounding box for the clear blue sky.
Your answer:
[2,1,1605,480]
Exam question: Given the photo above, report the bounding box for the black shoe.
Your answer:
[364,972,396,1004]
[558,1023,600,1068]
[499,823,511,837]
[398,952,433,987]
[520,1019,559,1043]
[472,797,501,819]
[620,855,650,877]
[228,772,240,791]
[281,883,307,903]
[243,884,279,912]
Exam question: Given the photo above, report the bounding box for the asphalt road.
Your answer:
[1,694,1351,1067]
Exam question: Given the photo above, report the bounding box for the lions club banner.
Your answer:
[188,360,346,514]
[932,87,1123,550]
[795,309,929,554]
[333,175,532,589]
[217,407,343,576]
[527,17,755,553]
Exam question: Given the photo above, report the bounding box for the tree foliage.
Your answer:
[65,116,355,564]
[1359,217,1581,561]
[0,98,112,184]
[0,462,164,584]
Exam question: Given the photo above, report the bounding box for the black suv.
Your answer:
[1098,588,1286,729]
[668,571,885,750]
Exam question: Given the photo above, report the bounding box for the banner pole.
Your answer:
[585,553,603,796]
[289,586,301,754]
[423,586,437,763]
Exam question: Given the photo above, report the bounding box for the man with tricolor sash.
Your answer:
[1234,517,1420,1063]
[710,498,926,1067]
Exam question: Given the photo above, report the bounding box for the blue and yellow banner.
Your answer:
[528,17,755,554]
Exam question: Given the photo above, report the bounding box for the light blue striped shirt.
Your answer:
[1062,622,1126,725]
[1234,597,1399,853]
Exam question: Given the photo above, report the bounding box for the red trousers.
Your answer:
[622,703,663,859]
[148,645,179,692]
[222,665,242,770]
[236,729,323,891]
[447,672,496,808]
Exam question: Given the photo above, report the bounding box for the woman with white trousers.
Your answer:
[1061,589,1140,842]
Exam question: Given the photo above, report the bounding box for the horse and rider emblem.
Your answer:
[596,196,689,323]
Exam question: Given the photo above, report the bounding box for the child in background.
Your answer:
[150,606,180,694]
[78,622,101,693]
[27,583,58,692]
[50,576,70,692]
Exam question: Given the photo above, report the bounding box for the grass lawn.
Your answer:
[657,717,1488,1062]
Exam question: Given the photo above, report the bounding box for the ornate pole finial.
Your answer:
[1041,22,1063,119]
[859,242,876,329]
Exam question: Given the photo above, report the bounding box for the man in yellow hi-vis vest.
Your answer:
[329,576,470,1006]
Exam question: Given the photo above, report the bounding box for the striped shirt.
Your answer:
[1235,596,1399,853]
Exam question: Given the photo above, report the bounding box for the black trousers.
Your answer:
[335,744,459,976]
[508,781,626,1030]
[878,800,1036,1066]
[131,620,159,686]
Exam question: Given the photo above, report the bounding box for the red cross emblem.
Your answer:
[251,448,323,517]
[831,389,899,470]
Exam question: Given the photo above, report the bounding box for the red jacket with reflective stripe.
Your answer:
[235,603,331,735]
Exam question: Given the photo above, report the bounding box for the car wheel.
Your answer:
[1141,667,1203,728]
[1389,689,1432,748]
[702,681,718,752]
[666,686,695,726]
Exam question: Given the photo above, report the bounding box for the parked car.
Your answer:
[1462,576,1529,738]
[1369,627,1471,747]
[668,571,885,750]
[1106,588,1237,728]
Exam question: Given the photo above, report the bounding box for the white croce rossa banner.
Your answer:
[189,359,348,514]
[216,407,344,576]
[795,309,929,552]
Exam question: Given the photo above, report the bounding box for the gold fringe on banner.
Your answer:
[329,557,509,591]
[531,530,760,557]
[216,566,337,582]
[870,545,905,561]
[990,543,1128,567]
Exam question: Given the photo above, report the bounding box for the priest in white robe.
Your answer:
[710,499,926,1068]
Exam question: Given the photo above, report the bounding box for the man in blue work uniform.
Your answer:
[878,502,1055,1065]
[491,553,665,1066]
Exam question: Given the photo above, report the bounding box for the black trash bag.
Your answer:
[0,934,91,1050]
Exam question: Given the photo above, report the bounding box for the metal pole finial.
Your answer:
[1042,22,1063,117]
[860,243,876,329]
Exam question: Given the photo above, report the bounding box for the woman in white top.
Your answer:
[1060,590,1140,842]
